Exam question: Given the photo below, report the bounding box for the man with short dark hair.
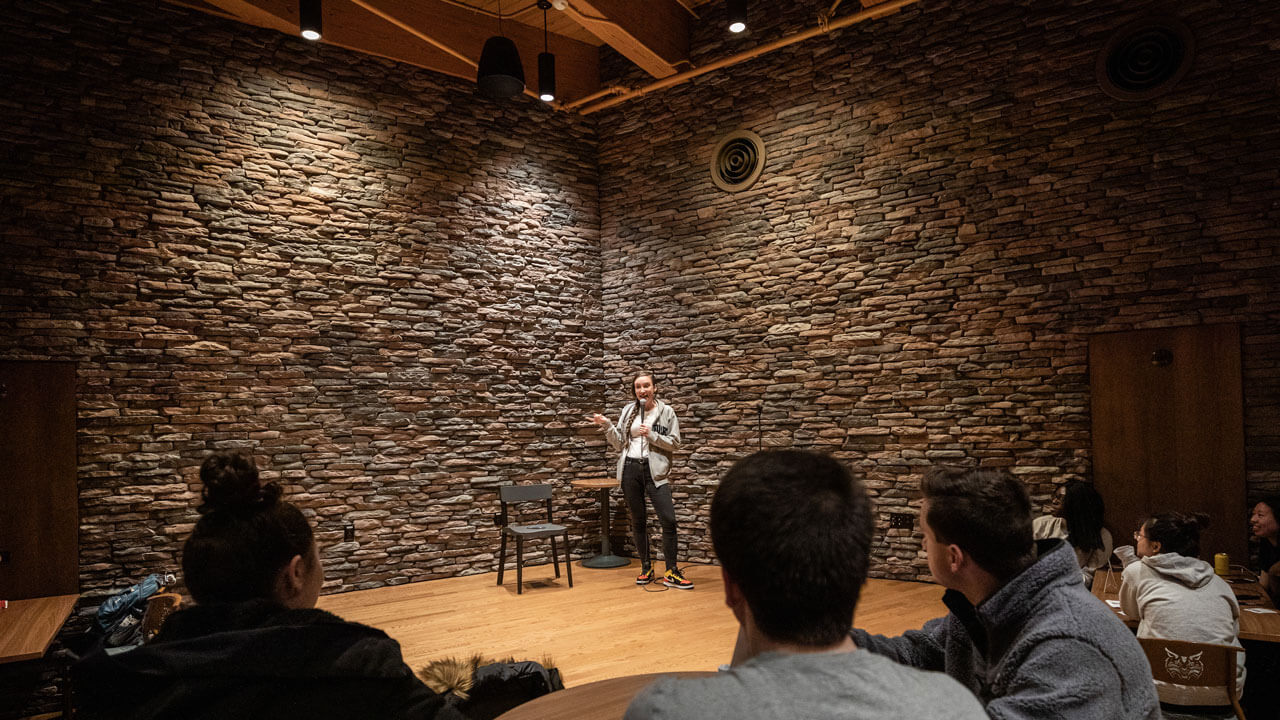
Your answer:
[625,451,987,720]
[852,466,1160,720]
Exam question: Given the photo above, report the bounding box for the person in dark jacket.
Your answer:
[74,450,461,720]
[851,466,1160,720]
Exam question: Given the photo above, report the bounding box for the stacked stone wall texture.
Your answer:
[596,0,1280,578]
[2,0,1279,609]
[1,0,605,598]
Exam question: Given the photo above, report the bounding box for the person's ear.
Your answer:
[722,568,748,625]
[946,542,966,574]
[1148,540,1162,555]
[277,554,306,602]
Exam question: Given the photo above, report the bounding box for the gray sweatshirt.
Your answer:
[1120,552,1246,704]
[852,539,1160,720]
[624,647,988,720]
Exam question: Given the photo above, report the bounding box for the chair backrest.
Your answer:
[499,484,553,503]
[497,484,555,526]
[140,592,182,643]
[1137,637,1238,701]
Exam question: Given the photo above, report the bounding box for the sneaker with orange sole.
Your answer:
[663,567,694,590]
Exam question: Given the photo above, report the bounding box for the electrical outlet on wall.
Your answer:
[343,524,355,542]
[888,513,914,530]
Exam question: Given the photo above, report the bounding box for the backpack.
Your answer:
[93,572,176,648]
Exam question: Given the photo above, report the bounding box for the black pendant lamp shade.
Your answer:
[537,0,555,102]
[538,52,556,102]
[299,0,322,40]
[727,0,747,33]
[478,36,524,98]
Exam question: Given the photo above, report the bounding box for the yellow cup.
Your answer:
[1214,553,1229,575]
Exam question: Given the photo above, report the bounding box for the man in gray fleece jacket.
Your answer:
[851,467,1160,720]
[625,451,988,720]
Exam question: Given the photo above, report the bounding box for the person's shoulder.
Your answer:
[1120,558,1154,584]
[1203,572,1237,598]
[843,653,987,718]
[1032,515,1065,539]
[626,674,733,720]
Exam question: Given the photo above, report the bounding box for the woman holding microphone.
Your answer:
[591,372,690,589]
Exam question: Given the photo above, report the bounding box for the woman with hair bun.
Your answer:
[1119,512,1246,708]
[75,450,462,720]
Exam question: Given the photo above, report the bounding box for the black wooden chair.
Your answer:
[496,484,573,594]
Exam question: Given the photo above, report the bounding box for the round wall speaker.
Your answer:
[1096,16,1195,102]
[710,129,766,193]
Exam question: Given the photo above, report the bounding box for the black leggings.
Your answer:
[621,458,677,571]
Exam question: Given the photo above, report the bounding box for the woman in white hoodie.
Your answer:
[1119,512,1245,708]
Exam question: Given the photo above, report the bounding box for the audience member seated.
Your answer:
[1251,496,1279,599]
[851,466,1160,720]
[1243,498,1280,720]
[624,451,988,720]
[1032,480,1112,588]
[74,450,462,720]
[1119,512,1245,709]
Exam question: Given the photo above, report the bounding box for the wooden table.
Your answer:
[1092,567,1280,643]
[496,671,717,720]
[570,478,629,569]
[0,594,79,664]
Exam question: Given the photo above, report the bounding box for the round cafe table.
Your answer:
[570,478,630,569]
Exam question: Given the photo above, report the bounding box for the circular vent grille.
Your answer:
[1096,17,1195,101]
[710,130,765,192]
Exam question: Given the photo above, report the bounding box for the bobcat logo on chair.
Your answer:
[1164,648,1205,681]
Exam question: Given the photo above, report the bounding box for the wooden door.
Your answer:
[1090,324,1246,561]
[0,361,78,600]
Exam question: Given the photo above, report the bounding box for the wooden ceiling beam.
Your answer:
[565,0,689,78]
[165,0,600,104]
[189,0,296,33]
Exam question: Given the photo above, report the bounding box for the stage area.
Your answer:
[318,562,946,687]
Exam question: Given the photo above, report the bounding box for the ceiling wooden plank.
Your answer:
[196,0,296,33]
[566,0,689,78]
[329,2,477,79]
[171,0,476,79]
[476,0,603,46]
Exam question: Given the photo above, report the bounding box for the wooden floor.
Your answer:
[318,561,945,687]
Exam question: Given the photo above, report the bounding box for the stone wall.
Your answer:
[0,0,605,597]
[4,0,1279,603]
[596,0,1280,578]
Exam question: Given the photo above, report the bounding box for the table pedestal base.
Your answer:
[582,553,630,569]
[580,485,630,570]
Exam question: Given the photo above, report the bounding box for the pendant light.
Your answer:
[727,0,747,33]
[537,0,555,102]
[477,0,525,98]
[299,0,322,40]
